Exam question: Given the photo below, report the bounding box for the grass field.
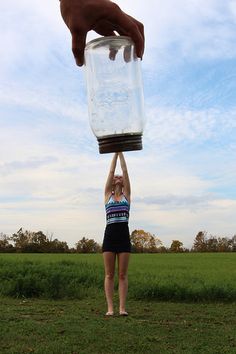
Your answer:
[1,296,236,354]
[1,253,236,353]
[0,253,236,302]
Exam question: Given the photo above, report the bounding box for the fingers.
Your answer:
[75,21,116,65]
[94,3,144,59]
[71,31,87,66]
[109,48,118,61]
[128,15,145,58]
[121,21,144,59]
[111,11,144,59]
[93,20,116,37]
[70,8,144,66]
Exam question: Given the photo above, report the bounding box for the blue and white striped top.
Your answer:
[105,194,130,225]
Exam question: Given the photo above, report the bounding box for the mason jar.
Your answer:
[84,36,145,154]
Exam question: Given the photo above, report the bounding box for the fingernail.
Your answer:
[76,59,83,66]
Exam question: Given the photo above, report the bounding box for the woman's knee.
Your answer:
[105,273,115,281]
[118,272,127,281]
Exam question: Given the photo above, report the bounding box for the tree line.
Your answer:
[0,228,235,253]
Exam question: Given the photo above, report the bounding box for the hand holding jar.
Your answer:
[60,0,144,66]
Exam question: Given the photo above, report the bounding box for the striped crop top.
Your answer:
[105,194,130,225]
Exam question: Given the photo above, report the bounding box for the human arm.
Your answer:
[60,0,144,66]
[104,152,118,202]
[118,152,131,202]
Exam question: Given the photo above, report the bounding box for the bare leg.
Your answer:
[103,252,116,314]
[117,252,130,313]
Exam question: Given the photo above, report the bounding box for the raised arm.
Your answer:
[118,152,131,202]
[104,153,118,202]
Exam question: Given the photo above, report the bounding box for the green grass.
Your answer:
[0,296,236,354]
[1,253,236,353]
[0,253,236,302]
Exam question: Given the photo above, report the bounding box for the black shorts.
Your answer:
[102,222,131,253]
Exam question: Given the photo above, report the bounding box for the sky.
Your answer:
[0,0,236,249]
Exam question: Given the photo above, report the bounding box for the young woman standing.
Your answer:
[102,152,131,316]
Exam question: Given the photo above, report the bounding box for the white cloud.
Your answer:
[0,143,235,248]
[0,1,68,76]
[116,0,236,64]
[135,194,216,209]
[130,196,236,248]
[1,0,236,77]
[144,105,236,146]
[0,0,235,249]
[1,99,235,247]
[0,83,87,123]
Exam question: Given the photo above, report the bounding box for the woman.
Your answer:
[102,152,131,316]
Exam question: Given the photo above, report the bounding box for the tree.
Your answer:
[0,233,14,252]
[48,238,69,253]
[0,233,9,250]
[25,231,50,252]
[170,240,183,253]
[206,236,218,252]
[130,230,162,253]
[11,228,31,250]
[158,245,168,253]
[217,237,231,252]
[192,231,207,252]
[31,231,48,246]
[10,228,69,253]
[229,235,236,252]
[76,237,101,253]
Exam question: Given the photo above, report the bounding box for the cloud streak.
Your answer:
[135,193,216,209]
[144,106,236,147]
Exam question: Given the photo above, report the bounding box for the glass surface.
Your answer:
[84,36,145,139]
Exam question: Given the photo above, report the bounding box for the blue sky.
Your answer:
[0,0,236,248]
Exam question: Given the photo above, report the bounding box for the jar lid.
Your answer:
[97,133,143,154]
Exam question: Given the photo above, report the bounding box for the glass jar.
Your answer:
[84,36,145,154]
